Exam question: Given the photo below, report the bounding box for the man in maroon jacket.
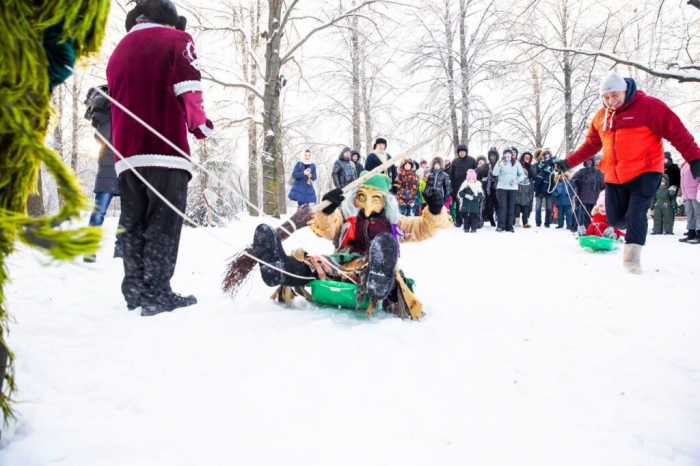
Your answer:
[107,0,214,316]
[557,72,700,274]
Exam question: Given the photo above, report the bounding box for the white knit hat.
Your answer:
[599,72,627,96]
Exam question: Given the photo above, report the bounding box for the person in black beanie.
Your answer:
[449,144,476,227]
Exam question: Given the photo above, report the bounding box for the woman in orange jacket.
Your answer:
[558,71,700,274]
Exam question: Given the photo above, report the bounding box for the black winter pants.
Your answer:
[605,172,662,246]
[496,189,517,231]
[461,212,480,232]
[119,168,189,308]
[513,203,532,225]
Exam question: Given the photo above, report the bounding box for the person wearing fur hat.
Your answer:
[397,158,420,216]
[513,151,536,227]
[476,149,500,227]
[649,174,677,235]
[571,157,605,228]
[449,144,477,227]
[534,148,555,227]
[108,0,214,316]
[492,148,525,232]
[350,150,363,178]
[252,172,452,320]
[333,147,357,189]
[426,157,453,214]
[558,71,700,274]
[364,137,397,193]
[288,149,317,207]
[585,191,626,239]
[458,169,483,232]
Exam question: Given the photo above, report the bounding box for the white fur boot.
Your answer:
[623,243,643,275]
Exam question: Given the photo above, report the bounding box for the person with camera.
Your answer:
[493,148,526,232]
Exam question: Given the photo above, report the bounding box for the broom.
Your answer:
[222,127,448,295]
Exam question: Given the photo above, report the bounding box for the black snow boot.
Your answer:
[679,229,696,243]
[254,224,315,287]
[141,292,197,317]
[366,233,398,301]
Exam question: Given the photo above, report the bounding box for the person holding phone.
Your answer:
[288,149,317,208]
[493,148,526,232]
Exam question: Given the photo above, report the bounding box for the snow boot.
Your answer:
[113,247,124,258]
[83,254,96,263]
[253,224,315,287]
[623,243,643,275]
[679,230,696,243]
[366,233,398,301]
[141,293,197,317]
[603,227,618,240]
[523,223,532,228]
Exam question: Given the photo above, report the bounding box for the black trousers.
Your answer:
[496,189,517,231]
[119,168,189,308]
[514,203,532,224]
[605,172,661,246]
[461,212,480,231]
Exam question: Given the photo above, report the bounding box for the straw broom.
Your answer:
[222,128,447,295]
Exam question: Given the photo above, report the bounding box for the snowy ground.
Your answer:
[1,215,699,466]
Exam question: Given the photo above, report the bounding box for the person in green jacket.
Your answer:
[650,174,677,235]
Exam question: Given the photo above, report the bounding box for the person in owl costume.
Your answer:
[253,172,451,320]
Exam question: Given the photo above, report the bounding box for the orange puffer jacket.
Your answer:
[567,90,700,184]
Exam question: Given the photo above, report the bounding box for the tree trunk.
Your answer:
[52,86,65,207]
[532,65,543,148]
[458,0,469,143]
[444,0,459,151]
[261,0,284,218]
[244,2,261,216]
[350,11,362,153]
[26,169,46,218]
[561,0,573,155]
[360,36,372,155]
[71,75,80,173]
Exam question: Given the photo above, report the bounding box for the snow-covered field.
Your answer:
[1,216,699,466]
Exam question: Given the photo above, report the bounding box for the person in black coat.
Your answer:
[84,85,123,262]
[364,137,397,193]
[664,151,681,189]
[332,147,357,189]
[351,150,363,178]
[449,144,477,227]
[476,148,500,227]
[425,157,452,206]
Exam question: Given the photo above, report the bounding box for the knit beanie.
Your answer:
[466,169,477,182]
[596,190,606,208]
[599,71,627,96]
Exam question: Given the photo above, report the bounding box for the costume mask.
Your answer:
[355,186,385,217]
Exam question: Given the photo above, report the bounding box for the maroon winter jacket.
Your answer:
[107,22,213,178]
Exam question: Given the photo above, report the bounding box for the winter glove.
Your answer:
[321,188,345,215]
[554,159,570,173]
[669,186,677,196]
[690,159,700,179]
[425,190,445,215]
[464,194,474,200]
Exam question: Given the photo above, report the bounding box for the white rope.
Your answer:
[94,131,316,281]
[69,65,356,284]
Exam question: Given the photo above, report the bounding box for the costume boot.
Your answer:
[254,224,315,287]
[623,243,643,275]
[366,233,398,300]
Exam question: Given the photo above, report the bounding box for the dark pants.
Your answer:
[580,203,595,228]
[89,191,124,250]
[653,205,674,233]
[535,195,553,226]
[484,192,498,226]
[605,172,662,246]
[461,212,480,232]
[514,203,532,225]
[496,189,517,231]
[119,168,189,308]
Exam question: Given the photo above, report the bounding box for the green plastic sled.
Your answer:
[306,277,415,310]
[578,235,621,251]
